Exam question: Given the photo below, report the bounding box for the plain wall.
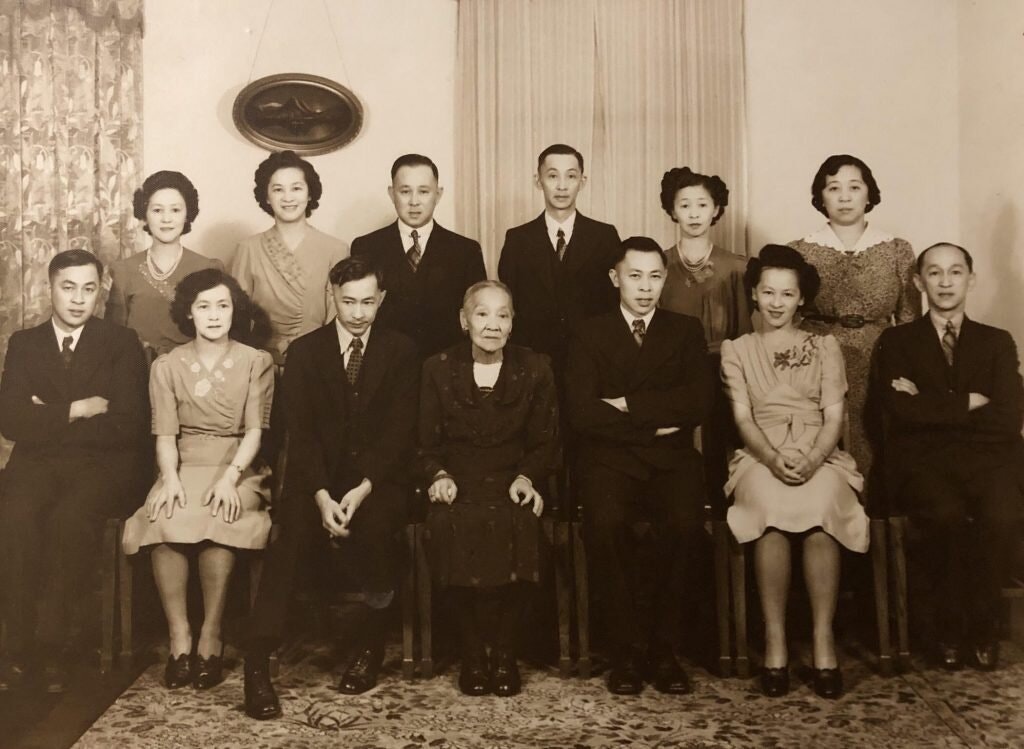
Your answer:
[744,0,960,255]
[143,0,457,264]
[957,0,1024,344]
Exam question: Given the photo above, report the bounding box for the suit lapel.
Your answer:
[603,313,642,381]
[70,318,105,388]
[631,311,675,387]
[358,329,391,406]
[313,326,349,415]
[952,316,980,388]
[35,322,71,396]
[562,212,590,274]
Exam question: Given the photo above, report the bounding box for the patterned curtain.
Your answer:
[0,0,144,463]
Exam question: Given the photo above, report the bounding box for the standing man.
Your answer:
[877,242,1023,671]
[498,143,621,370]
[351,154,486,359]
[566,237,711,695]
[244,256,418,719]
[0,249,149,692]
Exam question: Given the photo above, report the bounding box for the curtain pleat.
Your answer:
[456,0,746,275]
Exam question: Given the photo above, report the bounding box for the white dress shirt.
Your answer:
[399,219,435,256]
[52,319,85,351]
[544,211,577,252]
[335,319,372,368]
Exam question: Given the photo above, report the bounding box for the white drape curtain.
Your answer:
[455,0,747,275]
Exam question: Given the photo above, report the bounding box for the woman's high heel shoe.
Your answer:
[164,653,194,689]
[813,667,843,699]
[193,650,225,690]
[760,666,789,697]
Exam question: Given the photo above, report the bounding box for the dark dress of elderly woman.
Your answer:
[419,280,559,698]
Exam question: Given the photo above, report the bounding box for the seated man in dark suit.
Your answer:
[244,256,418,719]
[498,143,621,372]
[566,236,712,695]
[878,242,1023,671]
[0,249,149,692]
[351,154,486,359]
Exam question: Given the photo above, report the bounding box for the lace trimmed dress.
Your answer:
[721,332,868,552]
[122,341,275,554]
[789,224,919,479]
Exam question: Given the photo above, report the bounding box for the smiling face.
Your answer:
[388,165,442,229]
[754,267,803,330]
[535,153,586,214]
[332,274,385,337]
[671,184,718,240]
[820,164,869,227]
[461,286,513,357]
[189,284,234,343]
[145,188,187,245]
[266,167,310,224]
[913,244,975,316]
[610,249,667,317]
[51,263,101,333]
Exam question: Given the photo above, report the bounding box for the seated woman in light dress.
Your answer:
[721,245,868,700]
[122,268,274,691]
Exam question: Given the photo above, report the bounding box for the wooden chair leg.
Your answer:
[401,524,417,681]
[546,519,573,678]
[870,518,893,675]
[100,519,118,674]
[729,535,749,678]
[889,516,910,670]
[116,520,133,664]
[570,520,591,679]
[415,524,433,678]
[712,520,733,677]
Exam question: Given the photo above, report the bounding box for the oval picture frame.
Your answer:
[232,73,364,156]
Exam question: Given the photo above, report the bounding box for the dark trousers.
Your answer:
[448,581,530,658]
[0,454,137,655]
[899,454,1020,642]
[579,458,705,657]
[248,479,406,654]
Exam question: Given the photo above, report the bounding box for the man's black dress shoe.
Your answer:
[458,654,491,696]
[42,660,68,694]
[607,656,644,695]
[337,647,384,695]
[193,653,224,689]
[0,659,27,691]
[244,658,281,720]
[812,667,843,699]
[649,653,691,695]
[760,666,789,697]
[164,653,193,689]
[490,650,521,697]
[938,643,963,671]
[971,641,999,671]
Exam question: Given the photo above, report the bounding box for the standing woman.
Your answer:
[122,268,275,690]
[658,166,751,507]
[231,150,349,364]
[722,245,868,699]
[789,155,919,480]
[106,171,224,359]
[419,281,559,697]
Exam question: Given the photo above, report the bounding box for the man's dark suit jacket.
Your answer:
[0,316,149,478]
[282,322,419,502]
[498,212,620,363]
[566,309,712,479]
[877,315,1024,493]
[351,221,486,359]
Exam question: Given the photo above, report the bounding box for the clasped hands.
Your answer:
[767,448,823,486]
[427,472,545,517]
[891,377,990,410]
[317,480,372,539]
[146,469,242,523]
[601,396,679,437]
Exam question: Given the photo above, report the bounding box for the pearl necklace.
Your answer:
[679,243,714,273]
[147,246,184,281]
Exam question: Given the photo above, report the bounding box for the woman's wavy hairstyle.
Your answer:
[659,167,729,225]
[743,244,821,308]
[253,150,323,217]
[810,154,881,217]
[133,171,200,235]
[170,268,255,343]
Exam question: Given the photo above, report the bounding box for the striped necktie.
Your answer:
[941,320,957,366]
[632,318,646,347]
[556,228,567,262]
[407,229,422,271]
[61,336,74,369]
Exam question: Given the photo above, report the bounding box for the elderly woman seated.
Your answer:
[418,280,559,697]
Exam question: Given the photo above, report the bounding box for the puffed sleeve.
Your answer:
[244,349,275,430]
[719,338,750,407]
[892,238,921,325]
[818,334,849,409]
[230,239,255,296]
[150,356,180,436]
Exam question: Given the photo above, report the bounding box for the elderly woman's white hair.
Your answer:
[461,279,515,317]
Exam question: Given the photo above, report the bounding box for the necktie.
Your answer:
[61,335,74,369]
[632,318,646,347]
[346,337,364,385]
[407,229,422,271]
[941,320,957,366]
[556,228,567,262]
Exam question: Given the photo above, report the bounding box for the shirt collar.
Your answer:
[620,304,656,331]
[399,219,434,252]
[803,223,894,254]
[544,211,577,248]
[52,318,85,351]
[335,319,372,355]
[929,309,964,338]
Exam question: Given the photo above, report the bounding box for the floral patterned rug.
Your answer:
[74,640,1024,748]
